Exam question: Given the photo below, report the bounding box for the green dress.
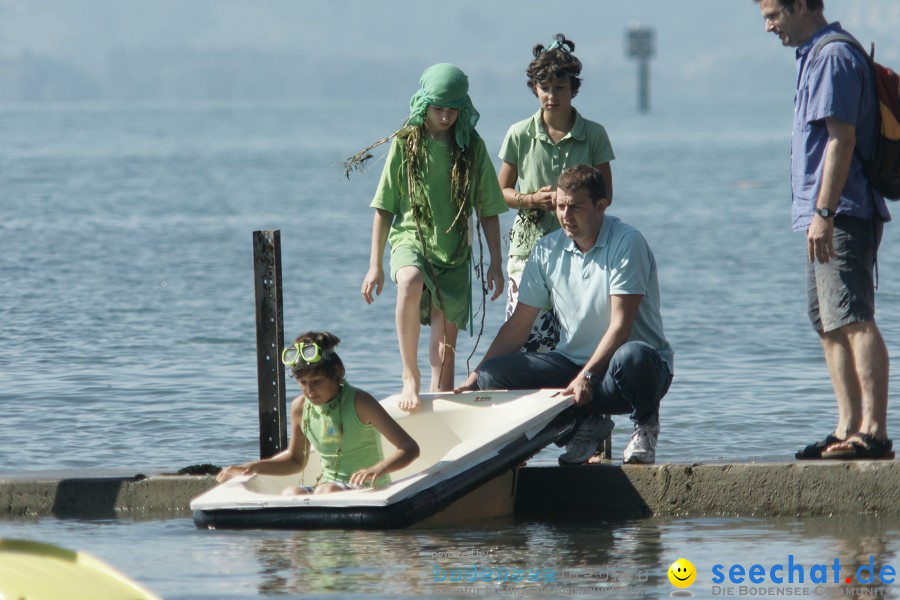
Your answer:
[371,134,507,329]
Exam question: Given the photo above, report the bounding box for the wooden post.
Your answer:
[638,60,650,113]
[253,230,287,459]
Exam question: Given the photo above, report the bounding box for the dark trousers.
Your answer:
[476,341,672,426]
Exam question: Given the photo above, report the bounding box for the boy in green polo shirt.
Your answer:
[499,34,615,353]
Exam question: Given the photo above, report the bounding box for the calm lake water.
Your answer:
[2,95,899,597]
[1,514,898,598]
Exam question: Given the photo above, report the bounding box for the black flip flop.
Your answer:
[795,434,843,460]
[821,434,895,460]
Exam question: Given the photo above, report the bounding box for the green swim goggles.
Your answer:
[533,68,579,83]
[281,342,333,367]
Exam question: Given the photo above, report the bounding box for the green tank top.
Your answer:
[300,382,388,486]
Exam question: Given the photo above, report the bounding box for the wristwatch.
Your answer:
[815,206,835,219]
[581,370,594,382]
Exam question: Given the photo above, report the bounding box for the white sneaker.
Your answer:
[558,414,615,465]
[624,423,659,464]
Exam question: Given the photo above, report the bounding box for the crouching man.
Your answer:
[457,164,674,464]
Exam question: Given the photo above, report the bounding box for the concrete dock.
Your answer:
[516,461,899,520]
[2,461,896,521]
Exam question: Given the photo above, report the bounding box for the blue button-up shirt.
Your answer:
[791,22,889,231]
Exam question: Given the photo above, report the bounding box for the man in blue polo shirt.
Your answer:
[757,0,892,459]
[456,164,673,464]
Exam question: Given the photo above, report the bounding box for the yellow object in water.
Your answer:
[0,538,160,600]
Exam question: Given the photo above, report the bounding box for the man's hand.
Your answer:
[454,372,479,393]
[808,214,835,264]
[809,117,855,264]
[562,372,594,407]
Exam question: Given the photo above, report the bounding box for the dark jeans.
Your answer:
[476,341,672,426]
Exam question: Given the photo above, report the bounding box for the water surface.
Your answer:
[2,98,899,598]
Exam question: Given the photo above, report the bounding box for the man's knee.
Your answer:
[476,354,531,390]
[608,342,669,398]
[477,352,574,390]
[476,357,506,390]
[611,341,654,372]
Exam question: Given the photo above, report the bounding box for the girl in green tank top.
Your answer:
[217,332,419,495]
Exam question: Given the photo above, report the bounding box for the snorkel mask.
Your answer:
[281,342,334,367]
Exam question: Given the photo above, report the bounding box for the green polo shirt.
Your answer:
[500,108,615,258]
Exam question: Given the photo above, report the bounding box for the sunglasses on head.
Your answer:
[533,69,578,83]
[281,342,331,367]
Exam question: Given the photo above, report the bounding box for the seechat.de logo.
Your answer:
[711,555,896,586]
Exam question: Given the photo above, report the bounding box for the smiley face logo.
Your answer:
[668,558,696,588]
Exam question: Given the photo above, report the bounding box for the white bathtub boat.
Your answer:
[192,388,576,529]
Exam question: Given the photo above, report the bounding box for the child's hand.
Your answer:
[361,266,384,304]
[349,467,382,488]
[535,185,555,211]
[216,465,249,483]
[486,262,504,300]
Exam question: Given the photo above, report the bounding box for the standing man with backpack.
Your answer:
[757,0,893,459]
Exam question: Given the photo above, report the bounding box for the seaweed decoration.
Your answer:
[341,123,407,179]
[346,121,490,384]
[400,125,487,381]
[506,208,548,253]
[466,187,488,373]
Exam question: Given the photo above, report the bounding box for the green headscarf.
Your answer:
[408,63,480,149]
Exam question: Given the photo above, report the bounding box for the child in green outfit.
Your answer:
[217,332,419,495]
[499,34,615,353]
[359,63,507,411]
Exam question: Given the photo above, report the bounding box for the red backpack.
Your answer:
[813,33,900,200]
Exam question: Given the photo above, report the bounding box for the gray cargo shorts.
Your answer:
[806,216,882,333]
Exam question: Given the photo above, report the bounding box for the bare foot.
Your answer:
[399,377,420,411]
